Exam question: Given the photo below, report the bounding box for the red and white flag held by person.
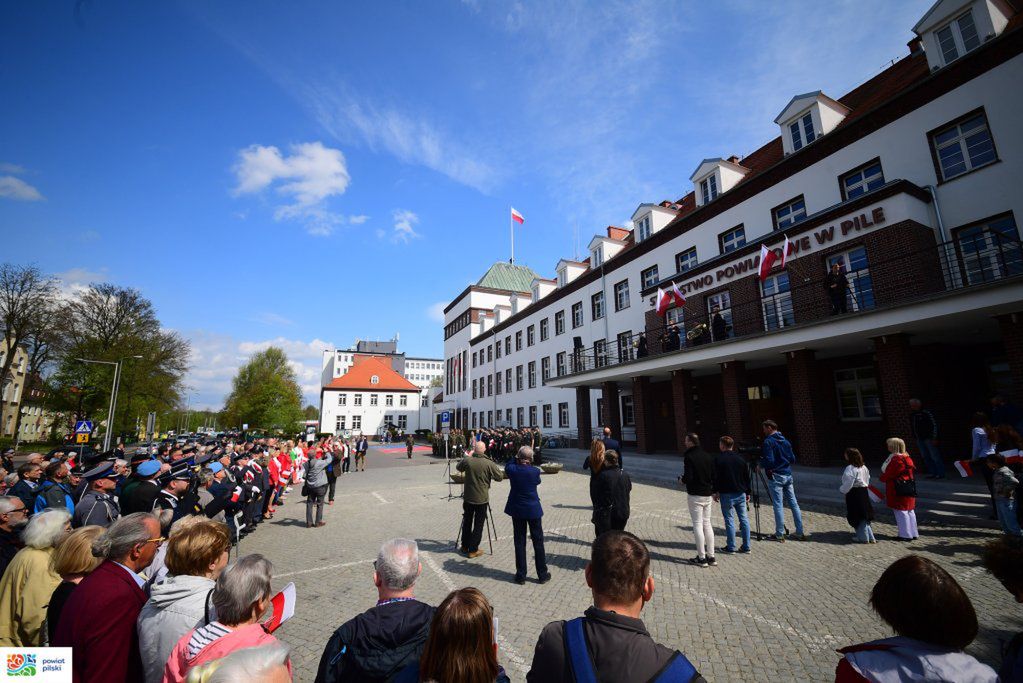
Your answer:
[956,449,1023,477]
[264,582,296,633]
[868,484,884,504]
[655,287,672,316]
[511,207,525,224]
[758,244,778,279]
[671,282,687,307]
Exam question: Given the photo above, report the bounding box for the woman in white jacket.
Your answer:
[136,520,231,683]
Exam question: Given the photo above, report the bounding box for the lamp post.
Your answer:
[76,355,143,452]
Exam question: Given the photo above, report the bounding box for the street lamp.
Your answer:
[76,355,143,452]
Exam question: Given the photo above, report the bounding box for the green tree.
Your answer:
[223,347,303,430]
[0,263,57,396]
[303,404,319,421]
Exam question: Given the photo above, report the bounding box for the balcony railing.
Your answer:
[557,233,1023,378]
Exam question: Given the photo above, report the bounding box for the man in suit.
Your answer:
[118,459,162,515]
[53,511,162,683]
[504,446,550,585]
[602,427,623,469]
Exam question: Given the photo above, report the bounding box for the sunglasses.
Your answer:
[140,537,166,547]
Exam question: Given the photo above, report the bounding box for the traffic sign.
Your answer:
[75,433,89,444]
[146,412,156,436]
[440,411,451,435]
[74,420,93,434]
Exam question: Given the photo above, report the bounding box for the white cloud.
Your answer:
[251,311,294,327]
[54,267,108,299]
[426,301,447,323]
[348,214,369,225]
[0,175,44,202]
[233,141,352,236]
[0,163,27,175]
[388,209,421,244]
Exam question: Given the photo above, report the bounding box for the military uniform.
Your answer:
[74,491,119,528]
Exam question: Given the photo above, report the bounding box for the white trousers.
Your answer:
[894,509,918,539]
[688,495,715,557]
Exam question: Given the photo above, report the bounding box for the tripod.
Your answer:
[455,502,497,555]
[748,461,787,541]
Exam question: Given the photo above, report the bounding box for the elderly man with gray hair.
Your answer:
[505,446,551,585]
[315,538,435,683]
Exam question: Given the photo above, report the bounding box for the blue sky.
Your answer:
[0,0,930,409]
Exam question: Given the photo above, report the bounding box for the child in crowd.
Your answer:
[987,452,1023,537]
[839,448,876,544]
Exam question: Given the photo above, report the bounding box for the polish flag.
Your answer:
[758,244,779,279]
[511,208,525,224]
[655,287,672,316]
[868,485,884,504]
[671,282,687,307]
[264,582,296,633]
[780,234,792,269]
[954,460,974,478]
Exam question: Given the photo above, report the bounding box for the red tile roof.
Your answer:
[323,355,420,392]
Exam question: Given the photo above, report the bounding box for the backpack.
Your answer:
[563,617,697,683]
[34,481,69,513]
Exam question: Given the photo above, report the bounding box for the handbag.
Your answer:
[893,477,916,497]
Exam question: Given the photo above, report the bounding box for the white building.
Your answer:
[443,0,1023,464]
[318,338,443,436]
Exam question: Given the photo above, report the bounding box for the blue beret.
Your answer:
[137,460,161,477]
[207,462,224,474]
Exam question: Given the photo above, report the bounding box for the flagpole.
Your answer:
[510,207,515,264]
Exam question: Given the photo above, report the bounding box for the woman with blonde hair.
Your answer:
[0,507,71,645]
[880,437,919,541]
[45,525,104,644]
[395,587,509,683]
[583,439,605,537]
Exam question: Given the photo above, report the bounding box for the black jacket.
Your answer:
[910,408,938,440]
[526,607,705,683]
[0,527,23,579]
[315,599,435,683]
[594,468,632,522]
[682,447,715,497]
[602,437,624,468]
[7,480,37,514]
[713,450,750,495]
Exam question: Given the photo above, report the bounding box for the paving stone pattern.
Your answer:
[246,449,1017,682]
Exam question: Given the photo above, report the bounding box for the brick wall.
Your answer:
[873,333,915,457]
[600,381,622,438]
[671,370,696,451]
[575,387,592,445]
[633,376,653,454]
[720,360,753,441]
[998,313,1023,403]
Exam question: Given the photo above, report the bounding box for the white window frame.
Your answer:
[935,10,981,66]
[541,356,551,381]
[556,352,566,377]
[675,248,697,273]
[700,174,718,204]
[571,302,584,328]
[773,196,806,231]
[540,318,549,341]
[528,361,537,388]
[835,367,882,421]
[842,160,885,200]
[641,265,659,289]
[370,375,379,385]
[338,394,347,406]
[354,394,363,407]
[931,112,997,181]
[527,325,535,346]
[385,394,394,406]
[592,247,603,267]
[369,394,378,406]
[398,415,407,429]
[706,291,733,339]
[760,273,795,331]
[352,415,362,430]
[719,226,746,254]
[621,395,635,426]
[399,395,408,406]
[336,415,346,430]
[591,292,605,321]
[543,404,552,429]
[637,215,652,242]
[613,280,630,311]
[555,311,565,335]
[558,402,570,428]
[529,406,537,427]
[790,112,815,151]
[617,331,633,362]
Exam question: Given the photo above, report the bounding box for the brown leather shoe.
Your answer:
[316,521,327,527]
[468,550,484,558]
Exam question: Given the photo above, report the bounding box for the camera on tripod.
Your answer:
[735,441,762,464]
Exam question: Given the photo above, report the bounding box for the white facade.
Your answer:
[442,0,1023,445]
[319,387,423,437]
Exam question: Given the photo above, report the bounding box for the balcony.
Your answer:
[547,233,1023,387]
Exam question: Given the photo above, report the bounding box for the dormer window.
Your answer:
[637,215,652,242]
[371,375,379,385]
[531,284,540,302]
[700,175,718,204]
[790,113,816,151]
[592,247,603,267]
[557,270,566,287]
[936,10,980,65]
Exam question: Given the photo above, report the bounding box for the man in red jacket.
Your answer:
[53,511,162,683]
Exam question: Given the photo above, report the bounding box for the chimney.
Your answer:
[907,36,923,55]
[727,155,742,165]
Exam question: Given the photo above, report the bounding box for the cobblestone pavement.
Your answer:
[245,450,1018,682]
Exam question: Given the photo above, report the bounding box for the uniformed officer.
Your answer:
[72,461,120,528]
[153,467,190,514]
[119,459,162,515]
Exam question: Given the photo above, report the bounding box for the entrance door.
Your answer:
[649,381,677,451]
[746,385,792,444]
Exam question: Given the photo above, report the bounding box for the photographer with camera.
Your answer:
[760,420,807,542]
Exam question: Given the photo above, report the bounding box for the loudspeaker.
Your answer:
[573,336,584,349]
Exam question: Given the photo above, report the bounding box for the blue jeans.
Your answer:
[916,439,945,478]
[768,473,804,537]
[995,497,1023,536]
[720,493,750,551]
[855,520,876,543]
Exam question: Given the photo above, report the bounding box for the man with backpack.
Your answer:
[526,531,705,682]
[33,460,76,514]
[760,419,807,542]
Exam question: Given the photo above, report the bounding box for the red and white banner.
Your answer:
[511,208,525,224]
[264,582,296,633]
[868,484,884,504]
[780,234,792,269]
[758,244,778,280]
[670,282,687,307]
[655,287,672,316]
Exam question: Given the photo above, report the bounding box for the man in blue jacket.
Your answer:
[759,420,807,542]
[602,426,623,469]
[505,446,551,585]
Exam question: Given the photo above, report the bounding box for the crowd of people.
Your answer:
[433,428,545,465]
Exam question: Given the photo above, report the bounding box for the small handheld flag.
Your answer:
[264,582,297,633]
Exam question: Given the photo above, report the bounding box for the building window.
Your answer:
[772,196,807,231]
[528,361,536,388]
[707,291,733,340]
[370,394,378,406]
[422,395,429,407]
[557,270,566,287]
[637,215,652,242]
[354,394,363,406]
[571,302,584,328]
[956,214,1023,285]
[385,395,394,406]
[594,339,608,368]
[700,175,718,204]
[827,247,876,311]
[472,412,478,428]
[472,379,477,399]
[556,352,566,377]
[543,404,552,428]
[790,112,815,151]
[555,311,565,335]
[761,273,795,331]
[930,111,997,181]
[350,415,362,430]
[487,375,493,396]
[591,292,605,321]
[666,306,684,329]
[505,337,512,355]
[472,352,477,368]
[613,280,630,311]
[531,284,540,302]
[487,345,493,362]
[841,159,885,200]
[336,415,346,431]
[496,372,502,394]
[540,318,549,341]
[621,396,635,426]
[515,331,522,351]
[558,402,569,428]
[398,415,407,429]
[719,226,746,254]
[338,394,347,406]
[541,356,551,381]
[675,248,698,274]
[835,367,882,421]
[617,331,633,362]
[935,10,981,65]
[495,341,501,359]
[370,375,379,385]
[527,325,535,347]
[516,365,523,391]
[506,408,512,424]
[529,406,537,427]
[641,265,659,289]
[592,247,603,267]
